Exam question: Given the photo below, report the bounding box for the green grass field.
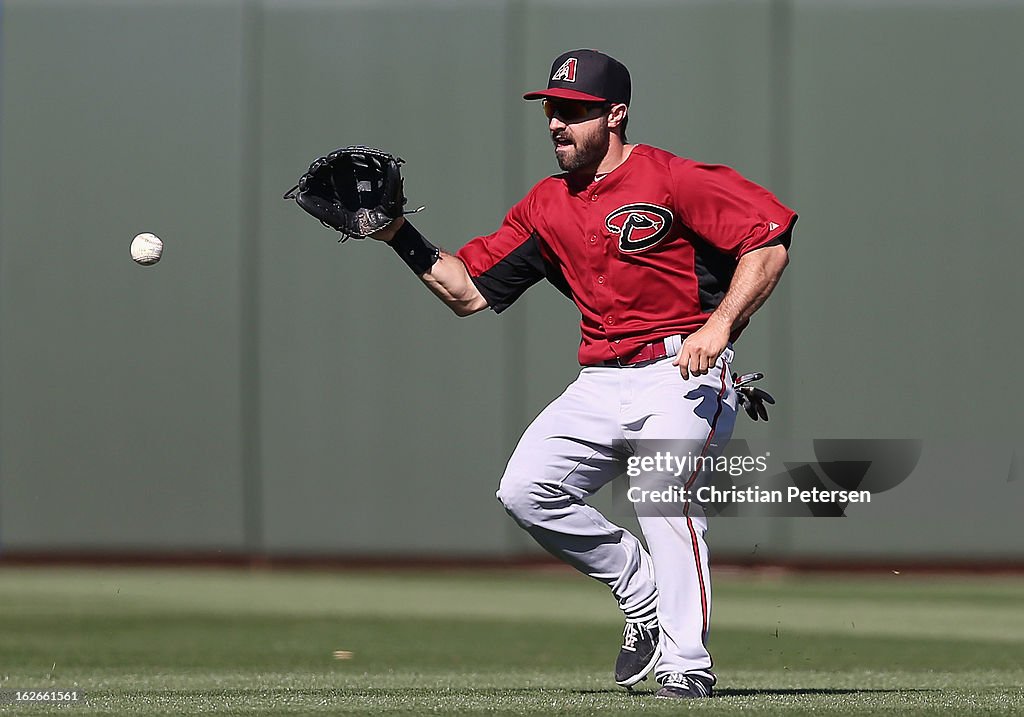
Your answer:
[0,567,1021,716]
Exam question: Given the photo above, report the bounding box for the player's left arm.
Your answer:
[674,244,789,380]
[670,158,797,380]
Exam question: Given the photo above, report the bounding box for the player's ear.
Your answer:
[608,103,628,130]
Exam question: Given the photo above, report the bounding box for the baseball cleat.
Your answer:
[655,672,715,699]
[614,617,661,687]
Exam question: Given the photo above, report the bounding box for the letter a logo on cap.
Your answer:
[551,57,577,82]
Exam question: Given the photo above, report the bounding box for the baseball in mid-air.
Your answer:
[130,232,163,266]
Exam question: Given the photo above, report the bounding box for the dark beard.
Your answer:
[556,121,610,173]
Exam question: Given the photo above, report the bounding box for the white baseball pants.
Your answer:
[496,340,737,682]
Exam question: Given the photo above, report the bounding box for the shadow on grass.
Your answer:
[717,688,935,697]
[137,686,938,700]
[574,687,935,697]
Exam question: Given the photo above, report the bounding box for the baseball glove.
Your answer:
[283,145,417,242]
[733,371,776,422]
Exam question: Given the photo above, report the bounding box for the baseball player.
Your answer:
[371,49,796,699]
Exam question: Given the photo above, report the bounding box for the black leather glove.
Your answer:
[284,145,410,241]
[733,371,775,421]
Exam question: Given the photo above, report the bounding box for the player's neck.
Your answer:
[595,141,633,177]
[570,141,634,186]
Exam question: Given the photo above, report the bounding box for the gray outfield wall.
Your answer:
[1,0,1021,561]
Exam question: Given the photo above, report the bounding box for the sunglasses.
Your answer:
[542,99,611,123]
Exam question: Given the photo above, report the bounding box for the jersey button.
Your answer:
[606,315,615,325]
[597,275,605,284]
[591,194,599,202]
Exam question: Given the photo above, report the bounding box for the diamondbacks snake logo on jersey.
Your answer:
[606,203,674,253]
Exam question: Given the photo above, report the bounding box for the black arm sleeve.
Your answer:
[469,232,571,313]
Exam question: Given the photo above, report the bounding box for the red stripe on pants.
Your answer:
[683,366,729,644]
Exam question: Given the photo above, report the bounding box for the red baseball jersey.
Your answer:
[456,144,797,366]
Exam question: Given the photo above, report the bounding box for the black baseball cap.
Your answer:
[523,49,631,105]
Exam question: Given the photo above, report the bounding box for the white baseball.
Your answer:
[131,232,163,265]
